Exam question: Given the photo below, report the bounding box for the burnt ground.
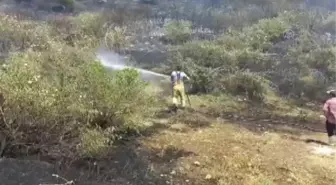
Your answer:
[0,103,333,185]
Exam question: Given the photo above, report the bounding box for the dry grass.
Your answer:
[188,93,321,124]
[141,120,335,185]
[134,92,335,185]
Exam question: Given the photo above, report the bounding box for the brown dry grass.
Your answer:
[189,94,320,123]
[141,120,335,185]
[137,92,335,185]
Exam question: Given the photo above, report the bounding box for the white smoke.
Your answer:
[96,49,129,70]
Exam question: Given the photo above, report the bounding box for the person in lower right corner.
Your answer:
[323,90,336,145]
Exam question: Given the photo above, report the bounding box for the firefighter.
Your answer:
[170,65,190,111]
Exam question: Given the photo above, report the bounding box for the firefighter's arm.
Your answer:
[170,71,175,83]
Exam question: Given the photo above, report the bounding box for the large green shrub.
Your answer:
[0,42,155,158]
[224,71,270,101]
[164,20,192,44]
[243,15,291,50]
[0,13,149,158]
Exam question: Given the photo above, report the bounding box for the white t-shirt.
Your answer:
[171,71,190,84]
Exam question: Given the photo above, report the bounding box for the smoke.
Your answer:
[96,49,170,83]
[96,49,129,70]
[304,0,336,11]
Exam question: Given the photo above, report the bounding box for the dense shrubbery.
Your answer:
[0,13,155,158]
[0,0,334,159]
[0,12,127,53]
[0,46,155,158]
[224,71,271,101]
[164,20,192,44]
[169,11,335,101]
[0,1,333,184]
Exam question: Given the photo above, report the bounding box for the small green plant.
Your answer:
[258,177,274,185]
[79,127,110,158]
[104,26,128,51]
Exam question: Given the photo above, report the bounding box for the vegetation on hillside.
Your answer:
[168,11,335,102]
[0,12,156,159]
[0,0,335,184]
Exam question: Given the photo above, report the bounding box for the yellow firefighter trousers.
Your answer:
[172,83,186,107]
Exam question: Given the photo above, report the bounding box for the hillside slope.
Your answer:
[0,0,335,185]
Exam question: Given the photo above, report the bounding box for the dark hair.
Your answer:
[330,91,336,97]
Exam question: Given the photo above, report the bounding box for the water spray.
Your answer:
[96,49,170,83]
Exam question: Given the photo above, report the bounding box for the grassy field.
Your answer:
[141,121,335,185]
[123,92,335,185]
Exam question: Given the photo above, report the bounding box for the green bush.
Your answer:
[299,74,327,99]
[58,0,75,11]
[0,14,150,158]
[179,41,237,68]
[79,127,110,158]
[235,49,271,71]
[71,13,105,37]
[243,15,290,50]
[164,20,192,44]
[224,71,270,101]
[104,26,128,51]
[0,43,155,158]
[306,47,336,79]
[171,41,237,92]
